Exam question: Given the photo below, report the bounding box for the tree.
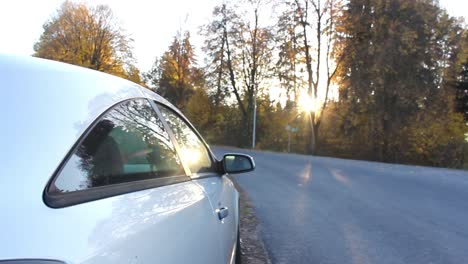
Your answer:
[34,1,140,83]
[201,3,247,146]
[185,88,212,137]
[276,0,343,154]
[201,1,273,147]
[146,31,201,110]
[333,0,467,165]
[143,58,162,93]
[187,0,468,168]
[456,62,468,120]
[275,3,303,103]
[238,1,273,148]
[201,4,232,107]
[455,29,468,120]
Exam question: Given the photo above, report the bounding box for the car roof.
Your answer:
[0,54,173,209]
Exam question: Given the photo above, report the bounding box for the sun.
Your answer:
[298,90,317,113]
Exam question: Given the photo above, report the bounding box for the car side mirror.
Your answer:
[222,153,255,174]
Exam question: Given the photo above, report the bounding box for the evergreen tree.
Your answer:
[333,0,467,165]
[147,32,200,110]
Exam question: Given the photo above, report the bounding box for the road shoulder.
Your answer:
[231,178,271,264]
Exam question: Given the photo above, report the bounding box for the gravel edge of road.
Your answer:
[230,177,272,264]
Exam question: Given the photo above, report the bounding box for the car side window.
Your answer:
[51,99,185,193]
[158,104,214,174]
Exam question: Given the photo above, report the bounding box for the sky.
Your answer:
[0,0,467,73]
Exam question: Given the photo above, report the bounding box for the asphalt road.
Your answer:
[213,147,468,264]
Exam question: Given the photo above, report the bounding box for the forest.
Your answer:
[33,0,468,168]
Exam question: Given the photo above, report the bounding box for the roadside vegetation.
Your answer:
[231,179,272,264]
[34,0,468,169]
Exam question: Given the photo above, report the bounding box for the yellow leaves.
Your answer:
[402,110,467,167]
[155,32,199,109]
[185,88,212,129]
[33,1,139,83]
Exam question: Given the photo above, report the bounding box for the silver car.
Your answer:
[0,55,255,264]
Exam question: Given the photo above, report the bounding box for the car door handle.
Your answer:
[216,207,229,220]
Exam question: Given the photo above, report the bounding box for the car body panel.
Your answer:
[193,175,239,264]
[1,181,224,263]
[0,55,146,210]
[0,55,239,263]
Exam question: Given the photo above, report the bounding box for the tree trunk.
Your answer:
[299,3,316,155]
[309,112,316,154]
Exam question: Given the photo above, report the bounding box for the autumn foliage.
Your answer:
[34,0,468,168]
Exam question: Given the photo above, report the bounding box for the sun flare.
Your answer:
[298,90,320,113]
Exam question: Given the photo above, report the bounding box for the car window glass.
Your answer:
[51,99,185,193]
[158,104,213,174]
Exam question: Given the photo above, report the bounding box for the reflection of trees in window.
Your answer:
[109,100,181,170]
[76,119,122,188]
[108,100,173,149]
[55,99,184,192]
[158,104,212,173]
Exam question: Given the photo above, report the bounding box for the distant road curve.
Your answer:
[213,146,468,264]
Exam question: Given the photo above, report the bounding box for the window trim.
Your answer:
[148,100,192,176]
[43,98,190,208]
[154,102,220,178]
[45,175,189,208]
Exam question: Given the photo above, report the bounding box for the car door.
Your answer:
[44,99,225,264]
[156,103,239,264]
